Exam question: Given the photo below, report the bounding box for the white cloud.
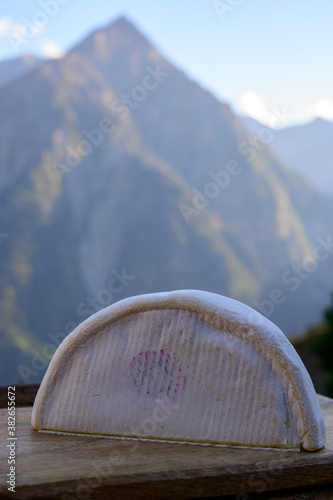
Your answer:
[0,16,45,42]
[12,23,26,37]
[309,99,333,120]
[238,90,298,128]
[0,17,11,36]
[238,90,273,127]
[41,40,63,59]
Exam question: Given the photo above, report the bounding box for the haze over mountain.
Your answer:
[272,118,333,198]
[1,17,333,386]
[242,116,333,197]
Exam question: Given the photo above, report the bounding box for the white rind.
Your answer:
[31,290,326,451]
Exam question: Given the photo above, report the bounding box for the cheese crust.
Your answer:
[31,290,326,451]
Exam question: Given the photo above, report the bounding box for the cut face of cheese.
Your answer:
[31,290,326,451]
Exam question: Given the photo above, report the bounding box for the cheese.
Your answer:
[31,290,326,451]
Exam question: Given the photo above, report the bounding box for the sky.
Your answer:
[0,0,332,127]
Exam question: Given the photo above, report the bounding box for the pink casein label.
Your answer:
[124,349,187,410]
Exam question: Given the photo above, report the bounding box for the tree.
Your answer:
[310,295,333,398]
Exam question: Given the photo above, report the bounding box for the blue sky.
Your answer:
[0,0,332,126]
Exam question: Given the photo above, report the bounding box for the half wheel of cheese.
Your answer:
[31,290,326,451]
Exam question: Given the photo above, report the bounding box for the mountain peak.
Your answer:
[106,15,152,45]
[109,15,135,30]
[311,116,332,127]
[71,14,154,60]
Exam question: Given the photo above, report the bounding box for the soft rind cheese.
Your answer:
[31,290,326,451]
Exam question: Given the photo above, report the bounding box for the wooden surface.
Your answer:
[0,395,333,500]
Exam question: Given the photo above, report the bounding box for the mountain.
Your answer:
[272,118,333,197]
[1,16,333,386]
[0,54,42,87]
[241,115,267,135]
[242,116,333,197]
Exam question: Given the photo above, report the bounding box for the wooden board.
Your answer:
[1,395,333,499]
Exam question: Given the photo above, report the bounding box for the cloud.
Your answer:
[0,17,27,38]
[41,40,63,59]
[0,17,12,36]
[12,24,26,37]
[237,91,298,128]
[0,16,44,41]
[238,90,273,127]
[309,99,333,120]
